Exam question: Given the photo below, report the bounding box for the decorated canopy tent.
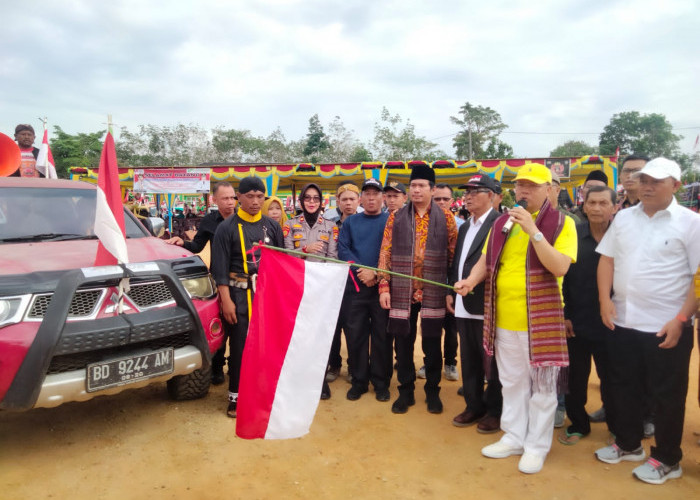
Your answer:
[69,155,618,202]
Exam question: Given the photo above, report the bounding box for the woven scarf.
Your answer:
[482,199,569,391]
[387,201,448,338]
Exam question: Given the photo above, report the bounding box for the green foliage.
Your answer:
[116,124,215,166]
[370,107,445,161]
[501,188,515,209]
[483,139,514,159]
[549,140,598,157]
[598,111,682,158]
[302,114,330,163]
[50,126,105,177]
[450,102,510,159]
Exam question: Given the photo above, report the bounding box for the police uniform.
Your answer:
[283,214,338,261]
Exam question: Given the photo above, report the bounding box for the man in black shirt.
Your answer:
[211,177,284,418]
[167,182,237,384]
[559,186,617,445]
[166,182,237,253]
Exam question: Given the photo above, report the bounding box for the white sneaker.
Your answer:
[416,365,426,379]
[595,444,646,464]
[444,364,459,381]
[518,453,545,474]
[481,440,524,459]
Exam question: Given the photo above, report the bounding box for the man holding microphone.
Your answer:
[455,163,577,474]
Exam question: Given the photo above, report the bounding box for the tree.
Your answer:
[370,107,445,161]
[549,140,598,157]
[598,111,682,158]
[483,139,514,159]
[450,102,510,159]
[116,124,215,166]
[50,126,105,177]
[302,114,330,163]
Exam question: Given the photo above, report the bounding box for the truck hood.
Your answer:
[1,238,194,275]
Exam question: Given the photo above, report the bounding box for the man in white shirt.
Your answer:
[594,158,700,485]
[447,174,503,433]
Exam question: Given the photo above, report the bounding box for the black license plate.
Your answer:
[86,348,174,392]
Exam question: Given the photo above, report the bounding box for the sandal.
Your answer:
[227,401,237,418]
[558,429,584,445]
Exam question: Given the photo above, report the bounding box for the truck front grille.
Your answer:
[27,289,104,319]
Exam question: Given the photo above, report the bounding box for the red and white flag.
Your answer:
[94,131,128,266]
[236,247,349,440]
[35,128,57,179]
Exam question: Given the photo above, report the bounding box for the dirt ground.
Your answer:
[1,333,699,500]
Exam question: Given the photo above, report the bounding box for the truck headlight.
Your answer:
[0,295,31,328]
[180,275,216,300]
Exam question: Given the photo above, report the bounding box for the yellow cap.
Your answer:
[514,163,552,184]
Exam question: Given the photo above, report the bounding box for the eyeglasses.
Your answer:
[433,197,453,202]
[463,189,490,196]
[621,168,642,174]
[303,196,321,202]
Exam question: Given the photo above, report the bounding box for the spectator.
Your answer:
[378,164,458,415]
[211,177,284,418]
[617,154,649,210]
[572,170,608,220]
[558,186,617,446]
[384,181,407,213]
[338,178,392,402]
[262,196,288,227]
[11,124,42,178]
[594,158,700,485]
[447,174,503,434]
[325,182,361,383]
[166,182,237,385]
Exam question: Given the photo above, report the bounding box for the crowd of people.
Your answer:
[172,156,698,485]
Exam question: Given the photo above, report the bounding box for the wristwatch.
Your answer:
[532,231,544,242]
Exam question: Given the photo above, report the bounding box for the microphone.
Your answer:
[501,199,528,234]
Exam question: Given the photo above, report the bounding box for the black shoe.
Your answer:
[226,401,237,418]
[426,393,443,414]
[347,385,368,401]
[391,393,416,414]
[457,386,464,396]
[321,381,331,400]
[375,388,390,402]
[212,369,225,386]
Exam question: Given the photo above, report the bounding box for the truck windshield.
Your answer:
[0,187,147,242]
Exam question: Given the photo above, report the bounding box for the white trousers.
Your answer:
[495,328,558,457]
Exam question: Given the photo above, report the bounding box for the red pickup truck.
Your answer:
[0,177,223,410]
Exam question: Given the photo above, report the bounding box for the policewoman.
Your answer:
[284,183,339,399]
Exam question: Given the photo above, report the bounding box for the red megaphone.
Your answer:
[0,132,21,176]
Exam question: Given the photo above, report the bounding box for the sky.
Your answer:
[2,0,698,159]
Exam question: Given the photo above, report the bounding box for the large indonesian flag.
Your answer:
[236,247,349,439]
[94,131,128,265]
[35,128,57,179]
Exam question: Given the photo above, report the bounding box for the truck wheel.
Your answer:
[166,365,212,400]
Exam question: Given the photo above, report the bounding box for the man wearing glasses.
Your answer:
[455,164,577,474]
[617,155,649,210]
[447,175,503,434]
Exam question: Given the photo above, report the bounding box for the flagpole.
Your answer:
[252,244,459,292]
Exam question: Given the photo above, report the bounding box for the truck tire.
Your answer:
[166,365,212,400]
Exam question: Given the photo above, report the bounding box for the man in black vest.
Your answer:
[447,174,503,433]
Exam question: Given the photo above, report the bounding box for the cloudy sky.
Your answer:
[2,0,698,159]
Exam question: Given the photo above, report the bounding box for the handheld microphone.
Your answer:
[501,199,528,234]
